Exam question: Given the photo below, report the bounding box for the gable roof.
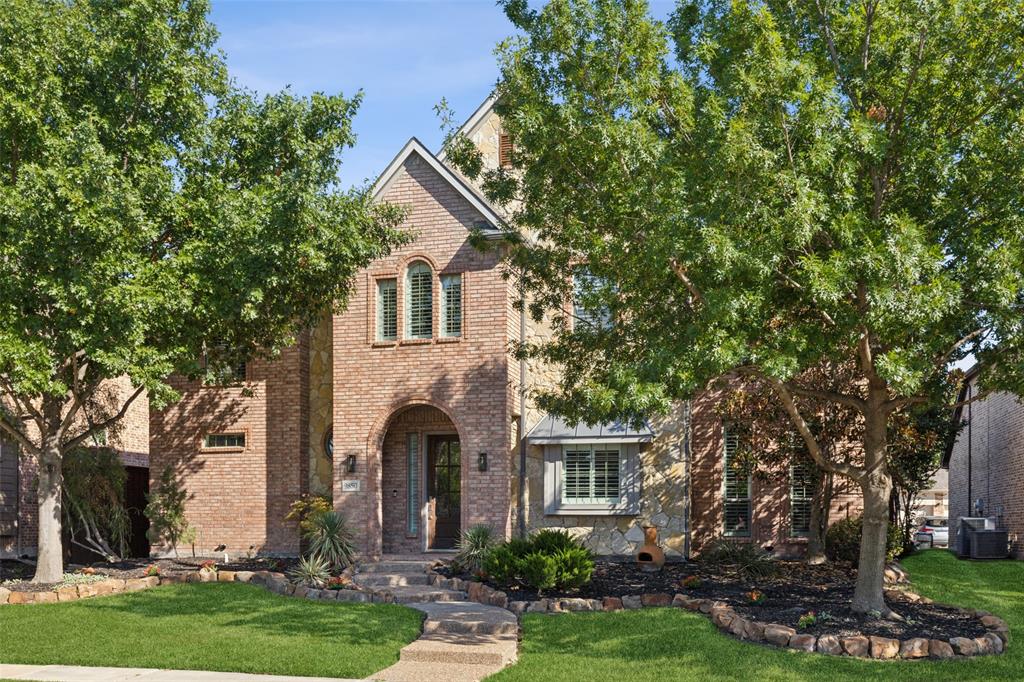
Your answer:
[437,94,498,162]
[371,136,504,238]
[942,363,983,468]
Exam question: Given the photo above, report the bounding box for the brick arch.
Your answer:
[365,396,468,556]
[395,252,441,275]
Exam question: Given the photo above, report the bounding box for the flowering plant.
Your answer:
[745,589,766,605]
[325,576,350,590]
[797,611,817,629]
[199,560,217,572]
[144,564,161,577]
[680,575,702,589]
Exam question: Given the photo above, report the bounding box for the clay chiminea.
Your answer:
[636,526,665,572]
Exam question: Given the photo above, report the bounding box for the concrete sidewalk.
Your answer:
[0,664,360,682]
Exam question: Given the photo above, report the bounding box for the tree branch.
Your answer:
[815,0,861,111]
[62,385,146,450]
[0,407,39,455]
[787,384,867,412]
[670,259,704,307]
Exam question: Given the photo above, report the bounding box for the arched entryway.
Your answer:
[380,404,462,553]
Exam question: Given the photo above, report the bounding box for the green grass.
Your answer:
[0,582,422,678]
[492,550,1024,681]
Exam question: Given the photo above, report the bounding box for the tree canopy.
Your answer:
[447,0,1024,614]
[0,0,405,582]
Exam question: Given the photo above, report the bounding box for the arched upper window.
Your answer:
[405,261,433,339]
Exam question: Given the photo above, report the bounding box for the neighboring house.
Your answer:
[915,467,949,521]
[944,366,1024,558]
[1,376,150,559]
[147,97,860,561]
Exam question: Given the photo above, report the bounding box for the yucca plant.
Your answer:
[454,525,497,576]
[303,511,356,570]
[288,554,330,588]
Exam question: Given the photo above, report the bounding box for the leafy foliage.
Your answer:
[701,539,777,580]
[444,0,1024,613]
[285,495,333,536]
[552,547,594,589]
[454,524,498,576]
[302,511,356,571]
[62,446,130,560]
[289,554,331,588]
[520,552,559,593]
[480,530,594,592]
[826,516,903,565]
[145,466,193,559]
[483,545,521,586]
[530,529,579,554]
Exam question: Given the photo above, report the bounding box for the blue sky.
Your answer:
[209,1,516,188]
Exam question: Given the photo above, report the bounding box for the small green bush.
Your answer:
[521,551,558,592]
[825,515,903,564]
[553,547,594,589]
[530,528,579,554]
[505,537,534,558]
[454,525,497,576]
[483,545,521,586]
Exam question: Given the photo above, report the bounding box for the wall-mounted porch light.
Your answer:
[346,455,357,473]
[478,452,488,472]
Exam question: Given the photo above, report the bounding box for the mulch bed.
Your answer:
[1,556,301,592]
[441,558,987,641]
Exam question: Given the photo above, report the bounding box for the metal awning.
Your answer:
[526,414,654,445]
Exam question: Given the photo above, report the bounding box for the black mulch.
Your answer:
[441,558,988,641]
[1,556,300,592]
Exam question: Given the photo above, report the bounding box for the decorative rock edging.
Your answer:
[425,567,1009,661]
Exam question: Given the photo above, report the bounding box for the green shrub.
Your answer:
[701,539,777,580]
[454,525,497,576]
[483,545,521,586]
[289,554,330,587]
[553,547,594,589]
[530,528,579,554]
[825,515,903,564]
[521,551,558,593]
[304,511,356,570]
[505,537,534,558]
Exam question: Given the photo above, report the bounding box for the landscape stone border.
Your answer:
[427,566,1009,661]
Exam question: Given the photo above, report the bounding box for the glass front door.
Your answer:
[427,435,461,549]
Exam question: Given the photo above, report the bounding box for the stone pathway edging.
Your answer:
[427,566,1010,661]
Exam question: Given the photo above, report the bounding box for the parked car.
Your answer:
[914,517,949,548]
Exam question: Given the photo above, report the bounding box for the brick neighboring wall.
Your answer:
[149,340,309,557]
[690,386,862,557]
[333,150,513,559]
[947,380,1024,558]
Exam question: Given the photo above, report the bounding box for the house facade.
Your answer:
[945,366,1024,558]
[146,98,859,561]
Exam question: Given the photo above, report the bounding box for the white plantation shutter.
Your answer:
[441,274,462,337]
[405,262,433,339]
[561,445,622,504]
[722,430,751,536]
[790,461,814,536]
[377,278,397,341]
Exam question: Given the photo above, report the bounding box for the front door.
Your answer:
[427,435,461,549]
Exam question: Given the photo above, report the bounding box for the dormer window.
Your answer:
[405,261,433,339]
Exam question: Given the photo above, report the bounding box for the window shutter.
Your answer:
[499,133,513,167]
[790,461,814,536]
[407,433,420,535]
[405,263,433,339]
[722,429,752,536]
[441,274,462,337]
[0,435,18,537]
[377,279,397,341]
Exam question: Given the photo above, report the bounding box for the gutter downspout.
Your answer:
[518,284,528,539]
[967,381,973,515]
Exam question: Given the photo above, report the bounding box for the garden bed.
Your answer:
[441,557,987,642]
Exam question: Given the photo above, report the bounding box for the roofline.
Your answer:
[528,436,654,445]
[941,364,983,468]
[437,94,498,162]
[371,136,503,233]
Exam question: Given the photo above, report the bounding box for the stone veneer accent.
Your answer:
[308,315,333,498]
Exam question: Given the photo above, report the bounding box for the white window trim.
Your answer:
[376,278,397,342]
[405,262,433,340]
[440,273,462,338]
[789,461,813,538]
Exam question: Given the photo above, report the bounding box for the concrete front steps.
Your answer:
[354,560,465,604]
[370,601,519,682]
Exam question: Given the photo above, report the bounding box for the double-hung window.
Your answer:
[562,444,621,504]
[572,268,611,330]
[722,429,751,536]
[377,278,397,341]
[440,274,462,337]
[405,262,433,339]
[790,460,814,537]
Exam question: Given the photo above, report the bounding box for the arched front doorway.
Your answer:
[380,404,462,553]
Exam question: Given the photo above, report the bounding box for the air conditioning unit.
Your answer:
[958,517,995,557]
[969,530,1009,559]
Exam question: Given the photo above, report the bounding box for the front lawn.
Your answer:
[0,582,422,679]
[492,550,1024,681]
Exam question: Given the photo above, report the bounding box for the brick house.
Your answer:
[1,377,150,559]
[145,96,860,561]
[944,365,1024,558]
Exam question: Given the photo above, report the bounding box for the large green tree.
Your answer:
[0,0,404,582]
[447,0,1024,615]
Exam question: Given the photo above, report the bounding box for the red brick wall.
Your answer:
[333,150,513,558]
[947,379,1024,558]
[148,340,309,557]
[689,387,862,557]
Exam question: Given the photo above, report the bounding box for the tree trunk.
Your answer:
[851,405,893,615]
[32,439,64,583]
